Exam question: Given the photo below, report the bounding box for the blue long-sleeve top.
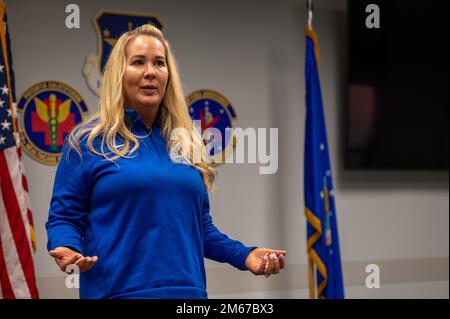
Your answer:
[46,108,256,299]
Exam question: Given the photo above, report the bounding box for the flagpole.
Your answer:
[305,0,316,300]
[307,0,313,29]
[307,256,315,298]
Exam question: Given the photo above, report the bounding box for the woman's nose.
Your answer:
[144,64,157,79]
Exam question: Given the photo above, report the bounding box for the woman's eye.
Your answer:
[133,60,144,65]
[155,60,166,66]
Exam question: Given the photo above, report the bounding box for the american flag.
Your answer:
[0,4,39,299]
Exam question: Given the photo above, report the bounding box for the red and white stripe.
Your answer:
[14,104,36,250]
[0,145,39,299]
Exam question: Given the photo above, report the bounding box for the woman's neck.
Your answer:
[129,105,159,129]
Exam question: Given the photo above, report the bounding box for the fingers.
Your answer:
[264,254,270,277]
[56,253,83,272]
[75,256,98,272]
[49,247,76,259]
[273,254,281,274]
[66,253,83,265]
[268,253,277,274]
[263,252,286,278]
[257,254,267,274]
[269,250,287,258]
[279,254,285,269]
[49,250,63,259]
[268,249,287,273]
[265,253,276,277]
[49,247,97,273]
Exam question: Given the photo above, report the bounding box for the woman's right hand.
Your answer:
[49,247,98,273]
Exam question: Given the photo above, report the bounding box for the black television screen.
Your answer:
[345,0,449,170]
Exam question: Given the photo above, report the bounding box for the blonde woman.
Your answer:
[46,24,287,299]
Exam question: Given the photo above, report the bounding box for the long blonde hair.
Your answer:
[68,24,216,191]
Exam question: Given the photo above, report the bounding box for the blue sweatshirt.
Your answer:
[46,108,256,299]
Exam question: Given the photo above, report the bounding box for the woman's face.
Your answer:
[123,35,169,111]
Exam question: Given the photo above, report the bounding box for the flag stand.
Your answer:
[306,0,316,300]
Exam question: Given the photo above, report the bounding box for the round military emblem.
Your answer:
[186,89,237,165]
[17,81,89,165]
[83,10,164,97]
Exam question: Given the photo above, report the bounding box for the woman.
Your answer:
[46,24,286,299]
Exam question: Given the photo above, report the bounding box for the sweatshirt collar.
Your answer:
[124,107,162,134]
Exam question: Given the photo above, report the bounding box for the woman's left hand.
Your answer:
[245,248,287,278]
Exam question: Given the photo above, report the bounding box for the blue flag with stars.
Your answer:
[304,26,344,299]
[0,10,15,148]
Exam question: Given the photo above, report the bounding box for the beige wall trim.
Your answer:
[36,257,449,298]
[205,257,449,294]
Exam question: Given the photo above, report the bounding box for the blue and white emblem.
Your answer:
[83,10,164,96]
[186,89,237,165]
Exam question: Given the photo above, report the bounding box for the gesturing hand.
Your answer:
[245,248,287,278]
[49,247,98,273]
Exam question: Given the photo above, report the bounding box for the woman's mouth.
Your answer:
[140,85,158,94]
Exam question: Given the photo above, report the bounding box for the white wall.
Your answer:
[7,0,448,298]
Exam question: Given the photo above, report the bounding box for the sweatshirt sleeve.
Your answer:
[45,140,94,255]
[201,190,257,271]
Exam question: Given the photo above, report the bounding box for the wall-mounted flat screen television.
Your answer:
[345,0,448,170]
